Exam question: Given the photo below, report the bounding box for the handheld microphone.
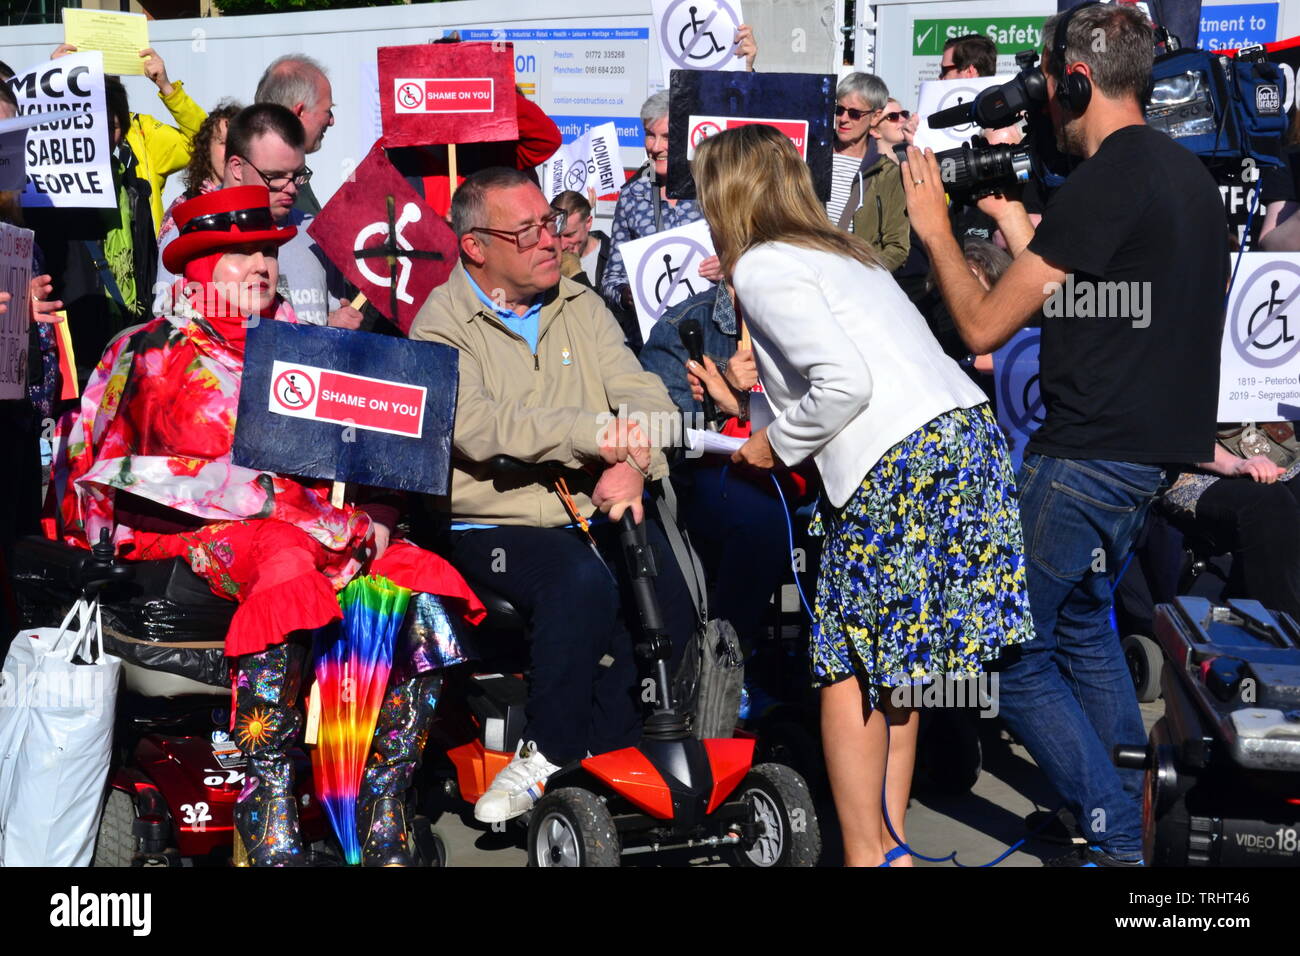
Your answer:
[678,319,717,428]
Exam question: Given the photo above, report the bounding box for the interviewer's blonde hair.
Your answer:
[692,124,882,276]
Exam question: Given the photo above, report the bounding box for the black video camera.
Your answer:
[922,50,1072,198]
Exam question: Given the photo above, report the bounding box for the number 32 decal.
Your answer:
[180,802,212,829]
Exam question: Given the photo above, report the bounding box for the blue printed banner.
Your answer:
[549,114,645,147]
[451,28,650,41]
[1199,3,1278,51]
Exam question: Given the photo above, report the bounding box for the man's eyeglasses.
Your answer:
[233,155,313,190]
[875,111,911,124]
[939,63,958,78]
[471,211,566,250]
[181,207,276,236]
[834,105,872,121]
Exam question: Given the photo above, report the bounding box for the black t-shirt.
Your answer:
[1027,124,1229,465]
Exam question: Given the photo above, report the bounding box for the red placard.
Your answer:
[269,360,427,439]
[686,115,810,159]
[379,43,519,147]
[307,143,458,334]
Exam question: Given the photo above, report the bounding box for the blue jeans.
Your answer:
[997,454,1164,859]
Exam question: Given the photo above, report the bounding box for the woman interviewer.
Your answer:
[692,125,1034,866]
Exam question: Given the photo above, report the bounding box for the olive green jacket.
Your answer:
[844,153,911,272]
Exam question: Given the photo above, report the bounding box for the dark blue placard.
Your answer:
[667,69,836,202]
[993,328,1043,475]
[232,321,458,495]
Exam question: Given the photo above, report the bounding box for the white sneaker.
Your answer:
[473,740,560,824]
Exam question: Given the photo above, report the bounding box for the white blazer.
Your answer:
[732,241,989,508]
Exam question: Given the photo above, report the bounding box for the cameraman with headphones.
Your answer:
[903,2,1228,866]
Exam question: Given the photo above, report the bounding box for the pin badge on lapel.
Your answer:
[561,348,572,366]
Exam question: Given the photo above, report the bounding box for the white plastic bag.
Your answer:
[0,599,121,866]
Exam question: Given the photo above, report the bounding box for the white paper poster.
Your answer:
[618,218,717,343]
[651,0,746,87]
[1219,252,1300,422]
[539,121,621,202]
[0,222,35,401]
[6,52,114,209]
[912,75,1013,153]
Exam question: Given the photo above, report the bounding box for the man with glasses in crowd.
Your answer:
[408,167,693,824]
[940,33,998,79]
[255,54,336,216]
[155,104,360,328]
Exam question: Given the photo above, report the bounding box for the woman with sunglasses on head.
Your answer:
[50,186,484,866]
[693,125,1033,867]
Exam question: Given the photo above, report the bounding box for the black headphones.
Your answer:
[1052,2,1102,113]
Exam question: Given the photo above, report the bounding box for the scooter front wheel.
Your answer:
[728,763,822,867]
[527,788,620,867]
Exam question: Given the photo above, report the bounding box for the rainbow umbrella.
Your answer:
[312,574,412,865]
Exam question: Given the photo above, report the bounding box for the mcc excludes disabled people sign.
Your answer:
[233,321,458,495]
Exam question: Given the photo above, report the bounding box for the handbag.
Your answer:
[0,598,121,866]
[656,481,744,740]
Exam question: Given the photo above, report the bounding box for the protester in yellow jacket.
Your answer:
[53,44,206,235]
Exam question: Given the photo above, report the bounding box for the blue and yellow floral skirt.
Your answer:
[809,403,1034,704]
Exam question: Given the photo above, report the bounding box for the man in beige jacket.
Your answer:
[409,168,693,824]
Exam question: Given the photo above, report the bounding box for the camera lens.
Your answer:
[933,142,1033,196]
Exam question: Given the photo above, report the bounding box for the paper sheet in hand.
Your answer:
[63,9,149,76]
[686,429,745,454]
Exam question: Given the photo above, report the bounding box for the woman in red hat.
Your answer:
[50,185,484,866]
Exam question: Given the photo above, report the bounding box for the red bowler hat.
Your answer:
[162,184,298,276]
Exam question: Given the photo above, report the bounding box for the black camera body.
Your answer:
[922,48,1078,199]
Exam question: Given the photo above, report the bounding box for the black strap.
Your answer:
[655,479,708,625]
[82,240,127,312]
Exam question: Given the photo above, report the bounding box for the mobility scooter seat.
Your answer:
[11,536,234,695]
[460,573,527,631]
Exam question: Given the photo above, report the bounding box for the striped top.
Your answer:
[826,152,864,225]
